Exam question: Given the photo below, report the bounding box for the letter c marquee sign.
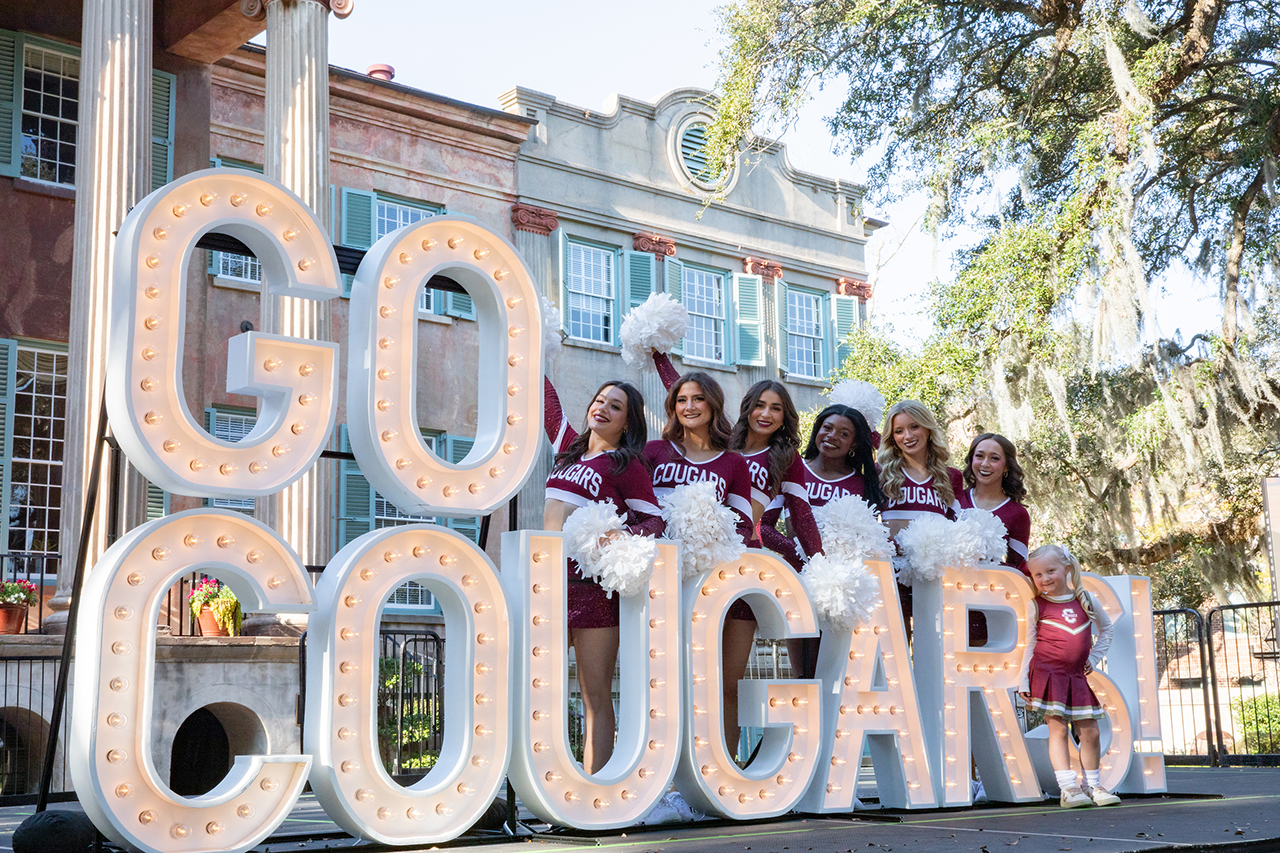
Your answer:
[71,170,1166,853]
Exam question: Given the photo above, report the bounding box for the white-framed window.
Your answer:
[387,580,435,610]
[218,251,261,282]
[0,30,174,188]
[376,198,436,312]
[20,44,78,186]
[683,265,726,362]
[4,344,67,561]
[564,242,616,343]
[208,408,256,514]
[786,288,824,378]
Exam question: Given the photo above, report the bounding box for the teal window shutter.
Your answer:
[733,273,764,366]
[337,425,375,549]
[556,229,569,333]
[150,70,175,192]
[340,188,376,296]
[664,258,684,356]
[445,289,476,320]
[623,249,655,311]
[777,281,789,372]
[0,32,18,177]
[0,338,16,550]
[443,435,481,542]
[830,293,859,369]
[145,482,169,519]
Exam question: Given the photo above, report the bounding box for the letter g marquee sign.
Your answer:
[70,170,1165,853]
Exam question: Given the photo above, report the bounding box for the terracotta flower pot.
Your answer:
[0,603,28,634]
[197,606,230,637]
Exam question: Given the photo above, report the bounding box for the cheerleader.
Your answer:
[762,403,885,677]
[958,433,1032,575]
[645,365,756,757]
[1017,545,1120,808]
[543,377,665,773]
[878,400,963,632]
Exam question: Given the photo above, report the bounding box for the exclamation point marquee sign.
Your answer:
[70,169,1166,853]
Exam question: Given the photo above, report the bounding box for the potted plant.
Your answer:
[188,578,242,637]
[0,579,38,634]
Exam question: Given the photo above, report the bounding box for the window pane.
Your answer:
[21,45,80,186]
[565,243,614,343]
[8,347,68,562]
[209,411,257,511]
[786,290,823,378]
[682,268,725,362]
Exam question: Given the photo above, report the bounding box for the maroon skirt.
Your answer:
[567,580,619,630]
[1026,666,1105,721]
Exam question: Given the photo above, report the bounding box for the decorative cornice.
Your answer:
[634,232,677,258]
[743,257,783,280]
[511,203,559,236]
[836,277,873,299]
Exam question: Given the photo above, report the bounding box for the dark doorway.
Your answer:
[0,718,29,795]
[170,707,230,796]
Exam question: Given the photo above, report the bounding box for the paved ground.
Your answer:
[2,768,1277,852]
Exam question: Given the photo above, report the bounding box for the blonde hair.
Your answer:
[878,400,954,505]
[1027,543,1087,603]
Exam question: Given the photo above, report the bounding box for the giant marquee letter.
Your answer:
[675,552,823,819]
[346,217,543,518]
[306,525,511,844]
[70,510,314,853]
[798,559,938,812]
[927,568,1041,806]
[505,533,682,827]
[107,169,340,497]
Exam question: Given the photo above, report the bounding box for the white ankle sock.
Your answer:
[1055,770,1078,790]
[1085,770,1101,789]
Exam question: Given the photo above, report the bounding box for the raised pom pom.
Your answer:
[801,553,881,630]
[958,507,1008,564]
[828,380,885,430]
[619,293,690,370]
[540,294,563,366]
[594,533,659,598]
[895,514,956,585]
[814,495,892,562]
[660,480,745,579]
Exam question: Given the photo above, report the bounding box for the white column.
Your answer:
[47,0,153,633]
[513,225,554,533]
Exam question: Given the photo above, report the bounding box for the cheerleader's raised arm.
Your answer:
[652,349,680,391]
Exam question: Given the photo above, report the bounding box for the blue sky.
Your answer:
[324,1,1219,350]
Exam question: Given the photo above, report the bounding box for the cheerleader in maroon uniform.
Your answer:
[762,403,885,677]
[878,400,963,633]
[645,365,756,756]
[958,433,1032,575]
[544,377,665,773]
[1018,545,1119,808]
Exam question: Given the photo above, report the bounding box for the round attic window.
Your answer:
[672,114,736,192]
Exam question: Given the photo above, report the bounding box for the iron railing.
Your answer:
[379,629,445,777]
[1153,608,1216,764]
[1206,600,1280,766]
[0,655,69,802]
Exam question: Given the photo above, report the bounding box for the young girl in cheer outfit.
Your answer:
[761,403,885,677]
[543,377,665,774]
[647,355,757,758]
[877,400,963,633]
[1018,544,1121,808]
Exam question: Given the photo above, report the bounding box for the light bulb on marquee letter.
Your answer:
[70,510,314,853]
[305,525,510,845]
[675,551,822,819]
[107,169,340,497]
[799,558,938,812]
[504,533,681,828]
[346,217,542,517]
[928,566,1041,806]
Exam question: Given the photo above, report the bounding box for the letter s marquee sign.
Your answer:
[71,170,1165,853]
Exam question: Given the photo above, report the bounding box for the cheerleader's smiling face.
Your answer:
[674,382,710,432]
[586,385,629,447]
[749,390,786,439]
[816,414,856,461]
[971,439,1007,489]
[1028,555,1069,597]
[890,413,929,463]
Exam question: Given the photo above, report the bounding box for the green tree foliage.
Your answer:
[713,0,1280,604]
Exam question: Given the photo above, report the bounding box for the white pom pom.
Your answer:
[561,501,623,576]
[895,514,956,585]
[801,553,882,630]
[594,533,659,598]
[619,293,690,370]
[540,294,563,366]
[957,508,1009,564]
[659,480,746,579]
[828,380,885,430]
[813,495,892,563]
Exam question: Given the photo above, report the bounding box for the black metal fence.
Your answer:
[1206,601,1280,765]
[378,629,445,777]
[1153,608,1216,764]
[0,655,69,801]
